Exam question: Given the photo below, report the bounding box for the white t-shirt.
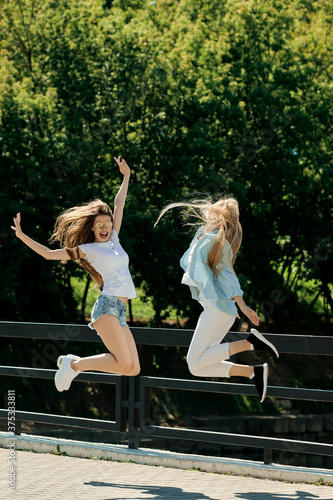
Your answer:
[79,229,137,299]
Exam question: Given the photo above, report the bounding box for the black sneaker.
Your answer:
[247,328,279,358]
[252,364,268,403]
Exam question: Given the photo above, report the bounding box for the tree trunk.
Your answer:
[308,289,322,312]
[81,276,91,323]
[128,298,134,324]
[322,279,333,317]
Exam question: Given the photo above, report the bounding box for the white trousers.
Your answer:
[187,294,236,378]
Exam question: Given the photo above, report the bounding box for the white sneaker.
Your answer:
[54,354,81,392]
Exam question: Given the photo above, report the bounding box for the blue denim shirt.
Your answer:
[180,227,243,316]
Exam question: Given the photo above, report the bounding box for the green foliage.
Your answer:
[0,0,332,329]
[51,445,67,456]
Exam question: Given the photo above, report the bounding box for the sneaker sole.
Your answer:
[251,329,279,358]
[54,355,67,391]
[260,363,268,403]
[54,368,64,392]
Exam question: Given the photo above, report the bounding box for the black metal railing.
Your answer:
[1,321,333,465]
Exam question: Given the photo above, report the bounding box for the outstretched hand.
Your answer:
[11,212,23,239]
[242,306,260,326]
[114,156,130,177]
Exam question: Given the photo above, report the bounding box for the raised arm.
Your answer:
[11,212,83,261]
[112,156,131,235]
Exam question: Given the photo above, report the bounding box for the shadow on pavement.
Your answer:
[85,481,216,499]
[235,491,321,499]
[85,481,325,500]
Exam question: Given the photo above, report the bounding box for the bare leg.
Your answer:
[229,363,254,378]
[228,340,254,378]
[70,315,140,376]
[229,339,252,357]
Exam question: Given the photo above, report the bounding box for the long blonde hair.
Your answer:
[155,197,242,276]
[50,199,113,286]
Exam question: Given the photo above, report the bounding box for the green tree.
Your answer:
[0,0,332,330]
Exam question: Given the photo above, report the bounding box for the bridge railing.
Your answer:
[1,321,333,465]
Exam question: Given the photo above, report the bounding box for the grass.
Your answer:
[50,445,67,456]
[131,287,156,322]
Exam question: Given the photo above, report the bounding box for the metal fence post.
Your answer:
[128,376,140,449]
[15,420,21,436]
[264,447,273,465]
[120,376,128,433]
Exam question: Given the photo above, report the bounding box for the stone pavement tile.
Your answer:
[1,449,333,500]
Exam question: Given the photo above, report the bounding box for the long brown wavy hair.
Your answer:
[50,199,113,286]
[155,196,242,276]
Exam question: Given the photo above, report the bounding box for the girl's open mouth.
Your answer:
[100,232,109,240]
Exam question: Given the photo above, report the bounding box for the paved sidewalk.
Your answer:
[1,448,333,500]
[1,432,333,485]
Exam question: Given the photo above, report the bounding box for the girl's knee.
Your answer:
[187,358,202,377]
[117,359,133,374]
[127,363,141,376]
[120,359,141,376]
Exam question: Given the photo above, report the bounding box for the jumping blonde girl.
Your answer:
[11,157,140,392]
[155,197,278,402]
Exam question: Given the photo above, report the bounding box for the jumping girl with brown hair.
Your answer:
[11,157,140,392]
[155,197,278,402]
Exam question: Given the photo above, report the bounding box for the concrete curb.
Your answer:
[1,431,332,484]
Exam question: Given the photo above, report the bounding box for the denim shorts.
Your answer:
[89,295,128,329]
